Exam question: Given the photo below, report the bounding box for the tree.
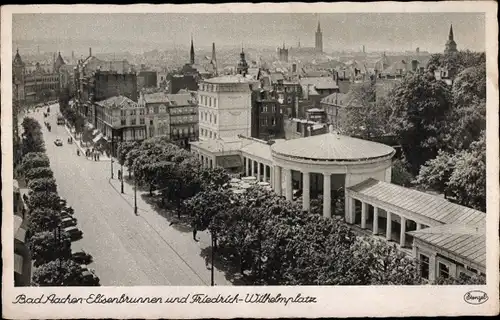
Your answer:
[32,259,91,286]
[17,155,50,173]
[27,208,62,235]
[452,64,486,107]
[117,141,140,166]
[28,231,72,267]
[27,177,58,193]
[24,167,54,182]
[341,81,393,139]
[27,191,62,211]
[434,273,486,285]
[197,166,231,191]
[447,133,486,211]
[417,132,486,211]
[439,99,486,152]
[388,73,453,174]
[416,151,454,195]
[391,159,414,187]
[21,117,45,154]
[426,50,485,75]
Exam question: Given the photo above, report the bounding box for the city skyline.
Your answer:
[13,13,485,55]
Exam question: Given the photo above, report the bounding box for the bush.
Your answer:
[32,259,93,286]
[24,167,53,183]
[28,231,72,267]
[28,177,57,193]
[391,159,414,187]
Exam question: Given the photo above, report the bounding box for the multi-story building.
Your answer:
[320,92,350,129]
[94,96,146,155]
[12,50,64,104]
[277,43,289,62]
[197,75,258,141]
[137,70,158,90]
[138,91,199,147]
[251,89,283,141]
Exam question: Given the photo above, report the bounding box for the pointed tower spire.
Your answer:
[449,24,454,40]
[189,35,195,65]
[317,20,321,32]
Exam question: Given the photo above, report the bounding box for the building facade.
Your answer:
[277,43,289,62]
[138,91,199,147]
[251,89,283,141]
[197,75,258,141]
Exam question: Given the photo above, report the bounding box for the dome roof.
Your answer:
[271,133,395,162]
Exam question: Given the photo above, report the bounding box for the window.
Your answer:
[419,254,430,280]
[214,98,217,107]
[459,272,472,281]
[214,115,217,124]
[150,119,153,125]
[209,131,213,139]
[287,97,292,104]
[139,109,144,115]
[140,118,145,125]
[263,106,268,113]
[209,97,212,107]
[209,114,212,123]
[271,117,276,126]
[131,118,136,125]
[272,105,276,113]
[121,119,126,126]
[154,106,159,114]
[438,262,450,279]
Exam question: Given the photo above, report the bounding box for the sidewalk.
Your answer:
[107,177,232,286]
[64,125,111,162]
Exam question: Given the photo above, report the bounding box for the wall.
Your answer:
[217,89,252,139]
[94,72,138,102]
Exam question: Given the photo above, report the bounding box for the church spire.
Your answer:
[317,20,321,33]
[189,35,195,65]
[449,24,454,41]
[211,42,217,63]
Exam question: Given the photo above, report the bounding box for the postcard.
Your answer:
[1,2,499,318]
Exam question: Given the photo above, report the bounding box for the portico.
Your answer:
[270,132,395,217]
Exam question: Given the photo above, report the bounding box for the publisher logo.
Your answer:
[464,290,489,305]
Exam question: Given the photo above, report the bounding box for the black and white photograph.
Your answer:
[2,2,498,318]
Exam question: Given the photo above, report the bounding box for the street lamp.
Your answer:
[134,171,138,214]
[210,231,216,286]
[120,162,124,194]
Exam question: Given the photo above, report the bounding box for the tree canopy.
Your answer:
[32,259,92,286]
[27,191,62,211]
[27,208,62,235]
[28,231,72,267]
[24,167,54,182]
[21,117,45,155]
[388,73,453,174]
[28,177,58,193]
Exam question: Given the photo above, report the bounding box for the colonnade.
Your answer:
[243,156,272,183]
[345,195,426,248]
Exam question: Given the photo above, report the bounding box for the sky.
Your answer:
[12,13,485,54]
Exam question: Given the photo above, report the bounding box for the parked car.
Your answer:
[81,269,100,286]
[54,139,63,146]
[59,198,67,207]
[61,206,74,215]
[72,250,93,264]
[64,226,83,241]
[61,216,77,228]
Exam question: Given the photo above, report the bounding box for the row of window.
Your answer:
[200,111,217,124]
[200,128,217,139]
[419,253,483,281]
[199,95,218,108]
[171,115,196,124]
[260,117,277,126]
[260,105,277,113]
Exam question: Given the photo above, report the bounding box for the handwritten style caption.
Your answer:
[13,293,317,306]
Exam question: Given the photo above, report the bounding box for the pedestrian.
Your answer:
[118,169,122,180]
[97,153,100,161]
[193,228,198,242]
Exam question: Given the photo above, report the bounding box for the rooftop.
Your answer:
[143,92,196,105]
[348,178,486,225]
[408,223,486,267]
[271,133,395,162]
[299,77,338,90]
[204,75,257,84]
[321,92,350,106]
[96,96,138,109]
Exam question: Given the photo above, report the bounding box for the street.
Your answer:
[25,104,230,286]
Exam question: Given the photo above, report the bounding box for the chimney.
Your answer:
[89,47,92,57]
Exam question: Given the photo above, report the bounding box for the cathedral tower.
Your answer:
[315,21,323,53]
[444,24,458,54]
[189,36,195,65]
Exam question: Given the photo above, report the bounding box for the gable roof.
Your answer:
[348,178,485,225]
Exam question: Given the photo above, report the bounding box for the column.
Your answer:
[373,207,379,235]
[349,197,356,224]
[386,211,392,241]
[274,166,282,195]
[400,216,406,247]
[302,171,310,212]
[361,202,367,229]
[284,168,293,201]
[257,162,261,182]
[270,166,274,186]
[250,159,255,177]
[323,173,331,218]
[246,158,250,176]
[416,223,422,231]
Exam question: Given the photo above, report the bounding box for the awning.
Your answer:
[92,133,104,143]
[216,155,242,169]
[14,254,23,274]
